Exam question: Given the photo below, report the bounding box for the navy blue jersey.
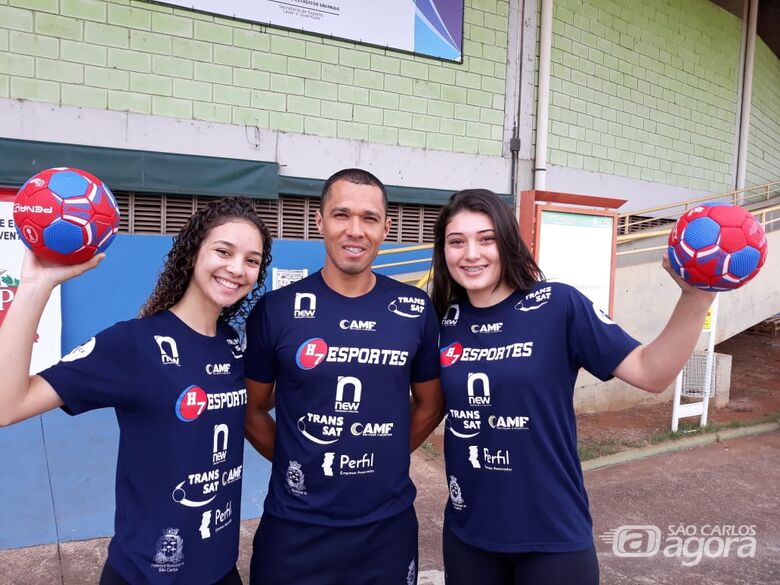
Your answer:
[439,282,640,553]
[39,311,247,585]
[245,271,440,527]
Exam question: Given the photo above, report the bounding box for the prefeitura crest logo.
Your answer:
[286,460,307,496]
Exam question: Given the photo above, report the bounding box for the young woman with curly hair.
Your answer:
[432,189,713,585]
[0,196,272,585]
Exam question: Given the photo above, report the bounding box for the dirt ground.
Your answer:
[575,329,780,453]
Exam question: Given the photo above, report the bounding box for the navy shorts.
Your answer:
[250,506,419,585]
[443,523,599,585]
[99,562,242,585]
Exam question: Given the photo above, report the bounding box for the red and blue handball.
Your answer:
[13,167,121,265]
[668,203,767,291]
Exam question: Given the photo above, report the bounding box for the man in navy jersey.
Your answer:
[244,168,444,585]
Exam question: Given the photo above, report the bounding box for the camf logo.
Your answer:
[339,319,377,332]
[213,424,228,464]
[294,293,317,318]
[467,373,491,406]
[154,335,180,366]
[470,322,503,334]
[335,376,362,413]
[206,363,231,375]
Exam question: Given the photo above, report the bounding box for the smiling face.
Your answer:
[444,210,514,307]
[187,220,264,314]
[316,179,391,283]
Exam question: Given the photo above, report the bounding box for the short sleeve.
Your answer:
[411,295,441,383]
[244,295,278,383]
[38,320,139,415]
[565,287,641,381]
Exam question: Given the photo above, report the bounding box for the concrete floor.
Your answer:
[1,431,778,584]
[588,431,780,584]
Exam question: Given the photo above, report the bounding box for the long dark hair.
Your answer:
[140,196,273,325]
[431,189,542,318]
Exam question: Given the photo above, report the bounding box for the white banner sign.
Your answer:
[0,195,62,374]
[151,0,464,61]
[537,210,614,316]
[272,267,308,290]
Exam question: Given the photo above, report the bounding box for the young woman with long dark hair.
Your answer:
[0,197,272,585]
[432,189,713,585]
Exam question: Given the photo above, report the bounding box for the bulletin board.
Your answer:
[534,204,618,316]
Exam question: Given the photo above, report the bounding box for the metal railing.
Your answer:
[616,202,780,257]
[373,181,780,281]
[616,181,780,256]
[617,181,779,236]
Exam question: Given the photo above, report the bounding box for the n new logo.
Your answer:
[294,293,317,318]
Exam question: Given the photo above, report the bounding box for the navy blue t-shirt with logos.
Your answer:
[39,311,247,585]
[244,271,440,527]
[439,282,640,553]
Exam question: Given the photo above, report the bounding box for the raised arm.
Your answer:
[244,378,276,460]
[410,377,445,451]
[0,251,103,426]
[613,255,716,393]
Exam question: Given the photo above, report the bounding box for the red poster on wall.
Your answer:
[0,187,63,372]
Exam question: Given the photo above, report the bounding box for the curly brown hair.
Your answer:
[139,196,273,326]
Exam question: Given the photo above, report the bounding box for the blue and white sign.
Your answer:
[152,0,464,62]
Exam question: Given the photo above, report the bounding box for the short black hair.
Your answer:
[320,168,388,212]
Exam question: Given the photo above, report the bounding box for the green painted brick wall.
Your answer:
[0,0,509,157]
[746,39,780,187]
[549,0,742,192]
